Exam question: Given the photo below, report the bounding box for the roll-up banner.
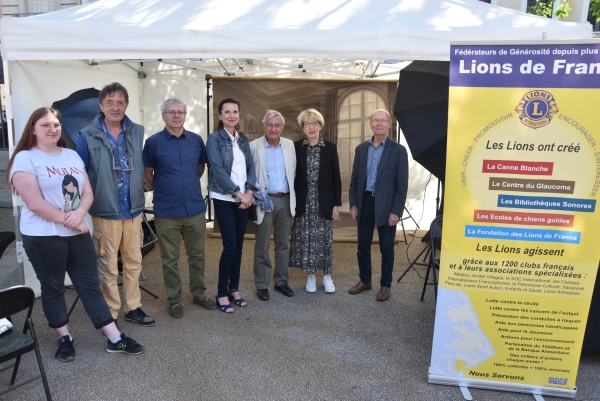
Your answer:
[429,41,600,399]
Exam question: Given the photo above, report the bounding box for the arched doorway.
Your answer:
[337,89,386,212]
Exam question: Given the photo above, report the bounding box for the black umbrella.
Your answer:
[394,61,449,183]
[52,88,100,149]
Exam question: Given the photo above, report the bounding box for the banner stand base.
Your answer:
[457,385,549,401]
[428,371,576,399]
[459,386,473,400]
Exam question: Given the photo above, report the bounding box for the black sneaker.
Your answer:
[106,333,144,355]
[55,335,76,362]
[124,307,155,327]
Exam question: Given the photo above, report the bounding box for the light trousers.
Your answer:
[92,215,143,318]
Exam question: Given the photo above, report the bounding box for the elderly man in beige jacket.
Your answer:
[250,110,296,301]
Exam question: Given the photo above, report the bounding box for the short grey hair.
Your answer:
[262,110,285,125]
[160,96,187,114]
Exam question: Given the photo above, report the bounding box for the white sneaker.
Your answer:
[323,275,335,293]
[306,275,317,293]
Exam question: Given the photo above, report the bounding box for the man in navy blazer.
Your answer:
[348,109,409,302]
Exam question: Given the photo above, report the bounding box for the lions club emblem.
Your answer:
[515,90,559,129]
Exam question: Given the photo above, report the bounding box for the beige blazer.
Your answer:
[249,135,297,225]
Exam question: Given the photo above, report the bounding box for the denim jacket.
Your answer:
[207,128,258,195]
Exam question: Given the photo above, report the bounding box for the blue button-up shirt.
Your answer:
[264,137,289,193]
[142,128,208,218]
[366,135,387,192]
[77,114,139,220]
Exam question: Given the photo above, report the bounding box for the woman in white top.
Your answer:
[207,98,258,313]
[6,107,143,362]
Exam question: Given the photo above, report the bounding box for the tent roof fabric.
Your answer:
[0,0,592,62]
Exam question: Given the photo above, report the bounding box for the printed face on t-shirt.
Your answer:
[61,175,81,212]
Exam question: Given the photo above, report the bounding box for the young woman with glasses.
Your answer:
[6,107,144,361]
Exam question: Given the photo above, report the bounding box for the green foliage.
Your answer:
[554,0,572,18]
[526,0,571,19]
[590,0,600,19]
[528,0,554,17]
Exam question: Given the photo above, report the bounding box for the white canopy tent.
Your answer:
[0,0,592,290]
[0,0,592,61]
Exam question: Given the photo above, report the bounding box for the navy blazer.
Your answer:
[349,138,409,226]
[294,138,342,220]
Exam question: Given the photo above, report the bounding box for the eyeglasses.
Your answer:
[37,123,62,131]
[265,123,283,129]
[163,111,186,116]
[371,119,390,124]
[303,121,320,127]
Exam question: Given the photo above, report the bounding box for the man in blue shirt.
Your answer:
[348,109,409,302]
[77,82,155,327]
[249,110,297,300]
[143,96,216,318]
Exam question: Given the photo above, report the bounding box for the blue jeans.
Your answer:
[356,193,396,288]
[213,199,250,298]
[22,233,114,329]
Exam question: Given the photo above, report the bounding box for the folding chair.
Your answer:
[421,215,443,301]
[0,285,52,400]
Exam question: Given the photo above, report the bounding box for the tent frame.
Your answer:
[87,58,406,79]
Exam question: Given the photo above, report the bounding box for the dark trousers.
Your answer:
[22,233,114,330]
[213,199,250,298]
[356,193,396,288]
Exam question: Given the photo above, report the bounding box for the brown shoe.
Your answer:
[349,281,372,294]
[376,287,391,302]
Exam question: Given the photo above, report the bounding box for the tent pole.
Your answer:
[138,62,146,126]
[3,59,24,285]
[205,75,213,222]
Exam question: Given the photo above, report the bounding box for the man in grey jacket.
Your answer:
[249,110,296,300]
[76,82,155,327]
[348,109,409,302]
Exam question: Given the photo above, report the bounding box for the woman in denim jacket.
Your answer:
[207,98,258,313]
